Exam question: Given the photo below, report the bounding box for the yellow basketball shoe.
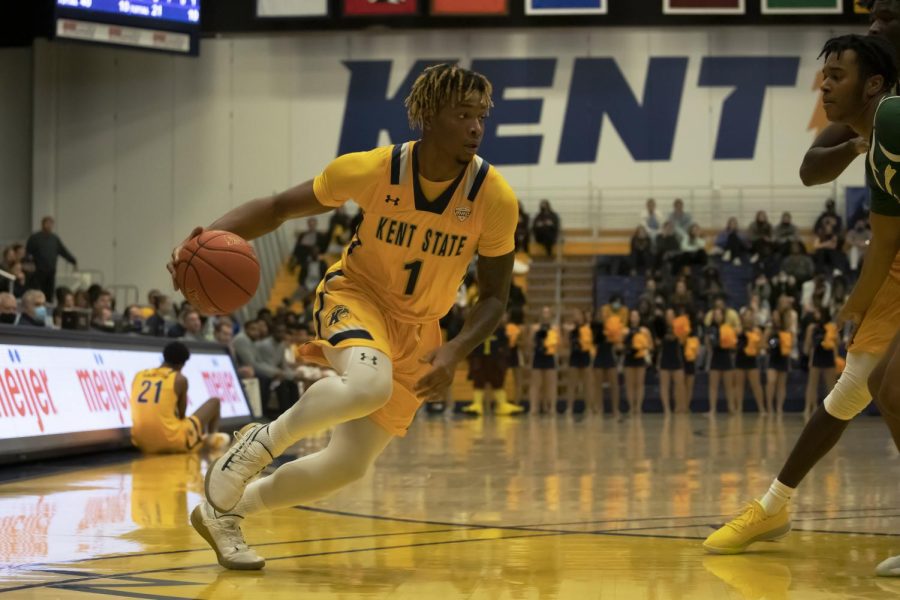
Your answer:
[463,391,485,416]
[493,390,524,416]
[703,500,791,554]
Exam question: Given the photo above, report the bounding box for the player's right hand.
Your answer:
[167,226,204,291]
[850,136,870,155]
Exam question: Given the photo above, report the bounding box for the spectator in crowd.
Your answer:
[803,307,838,418]
[91,306,116,333]
[291,218,326,268]
[639,278,665,308]
[639,198,661,242]
[813,221,842,274]
[830,274,849,318]
[679,223,708,269]
[667,198,693,240]
[765,309,791,415]
[515,201,530,253]
[7,262,26,298]
[529,306,559,415]
[296,246,328,305]
[774,211,800,257]
[781,241,815,283]
[591,303,623,417]
[801,274,832,315]
[715,217,749,265]
[17,290,47,327]
[745,291,771,329]
[214,320,255,378]
[123,305,145,334]
[844,217,871,274]
[178,307,209,343]
[655,221,682,273]
[706,307,737,415]
[25,216,77,300]
[734,309,765,414]
[55,287,74,310]
[532,200,561,258]
[601,293,629,326]
[0,246,16,272]
[74,289,90,310]
[748,210,774,264]
[699,268,727,310]
[233,319,280,407]
[629,226,655,276]
[257,322,300,416]
[145,294,175,337]
[325,206,352,252]
[623,309,653,415]
[770,271,799,308]
[813,198,843,237]
[0,292,17,324]
[669,278,695,315]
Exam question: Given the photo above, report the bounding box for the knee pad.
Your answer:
[325,346,393,410]
[823,352,882,421]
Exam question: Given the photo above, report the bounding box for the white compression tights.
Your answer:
[232,345,396,517]
[238,416,393,516]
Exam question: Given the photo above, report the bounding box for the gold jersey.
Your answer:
[130,367,181,445]
[313,141,518,323]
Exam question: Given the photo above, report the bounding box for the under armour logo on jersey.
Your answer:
[360,352,378,366]
[385,195,400,206]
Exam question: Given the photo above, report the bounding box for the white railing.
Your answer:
[517,183,841,238]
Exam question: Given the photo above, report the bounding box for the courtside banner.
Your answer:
[525,0,606,14]
[0,344,249,440]
[762,0,842,13]
[256,0,328,17]
[432,0,507,15]
[343,0,419,16]
[663,0,745,14]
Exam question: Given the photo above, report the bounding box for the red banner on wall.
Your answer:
[343,0,419,16]
[431,0,508,15]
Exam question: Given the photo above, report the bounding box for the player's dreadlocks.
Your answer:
[820,34,898,93]
[404,63,493,131]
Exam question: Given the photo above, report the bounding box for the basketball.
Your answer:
[174,230,260,315]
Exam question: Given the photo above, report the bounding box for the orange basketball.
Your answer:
[174,230,260,315]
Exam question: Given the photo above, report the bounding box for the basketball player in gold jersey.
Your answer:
[130,342,227,454]
[170,64,518,570]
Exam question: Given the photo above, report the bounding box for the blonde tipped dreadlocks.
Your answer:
[405,63,493,131]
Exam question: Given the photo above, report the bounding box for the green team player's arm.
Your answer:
[840,212,900,319]
[799,123,869,186]
[414,251,514,402]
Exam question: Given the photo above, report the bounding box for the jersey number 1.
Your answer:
[403,260,423,295]
[137,380,162,404]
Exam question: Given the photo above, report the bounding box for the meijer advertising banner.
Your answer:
[0,344,249,440]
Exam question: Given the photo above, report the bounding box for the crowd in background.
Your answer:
[1,195,867,418]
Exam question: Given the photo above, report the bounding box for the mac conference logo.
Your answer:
[455,206,471,222]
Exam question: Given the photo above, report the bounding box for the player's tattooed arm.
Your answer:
[799,123,868,186]
[414,252,514,402]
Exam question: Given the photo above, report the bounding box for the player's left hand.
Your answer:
[415,344,461,402]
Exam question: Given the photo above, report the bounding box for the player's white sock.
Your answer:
[232,480,269,518]
[257,347,393,457]
[759,478,794,516]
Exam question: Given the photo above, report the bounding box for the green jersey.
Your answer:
[866,95,900,217]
